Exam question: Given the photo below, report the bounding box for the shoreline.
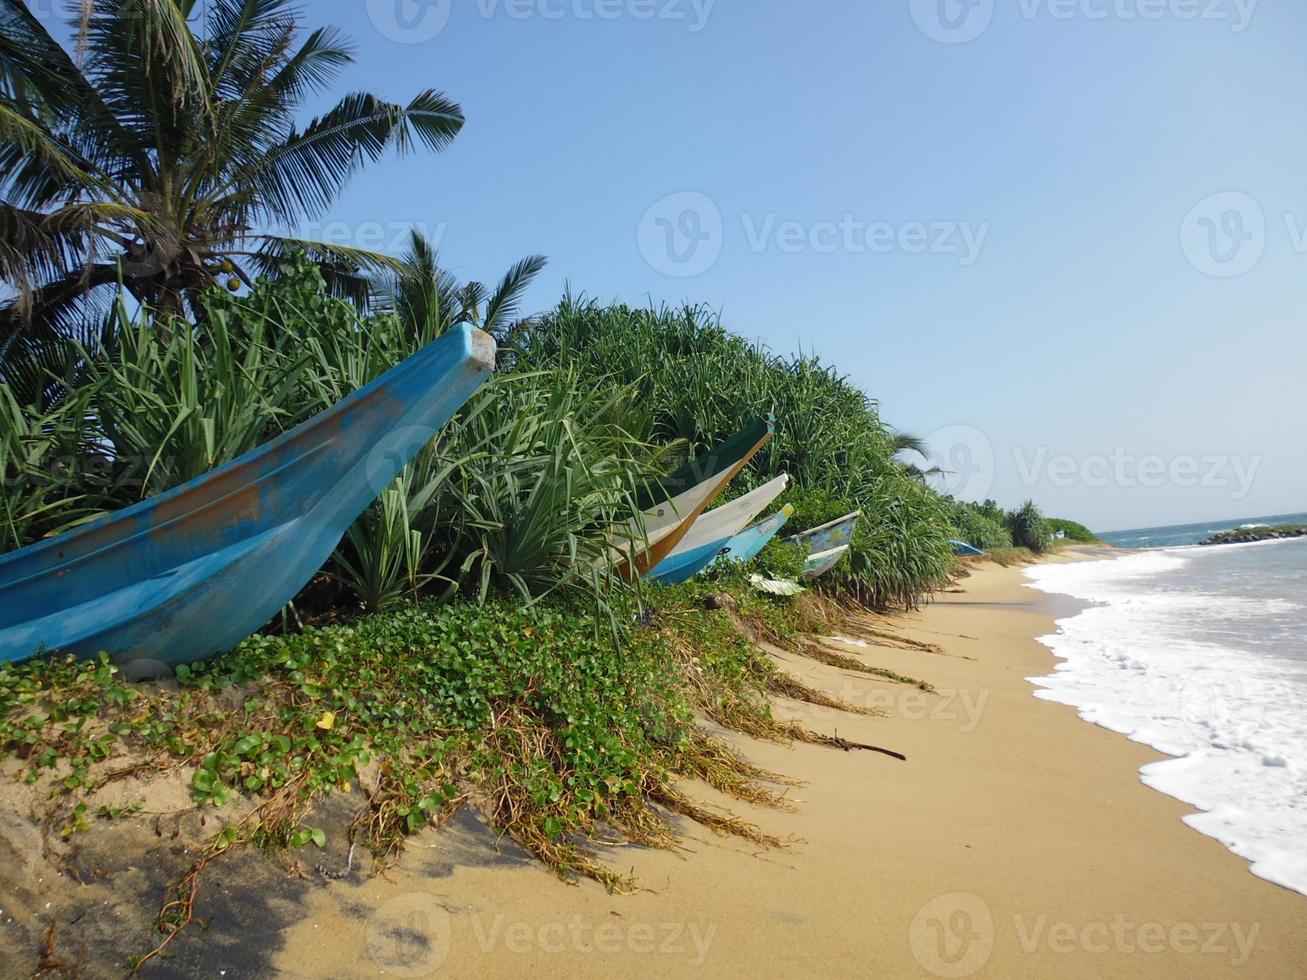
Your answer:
[268,548,1305,977]
[3,548,1304,976]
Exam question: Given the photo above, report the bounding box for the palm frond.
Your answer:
[234,90,464,223]
[481,255,547,339]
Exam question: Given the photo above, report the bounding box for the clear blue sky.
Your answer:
[46,1,1307,532]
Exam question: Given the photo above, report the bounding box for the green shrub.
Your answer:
[512,299,955,607]
[1046,518,1098,543]
[1005,500,1051,553]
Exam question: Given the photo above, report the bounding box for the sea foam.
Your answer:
[1026,548,1307,896]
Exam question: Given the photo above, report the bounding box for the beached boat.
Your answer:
[802,544,851,580]
[784,510,860,580]
[711,503,795,569]
[950,539,985,556]
[645,475,790,585]
[611,419,773,579]
[0,325,497,668]
[785,510,860,555]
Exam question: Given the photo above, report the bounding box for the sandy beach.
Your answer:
[258,549,1306,978]
[4,549,1305,977]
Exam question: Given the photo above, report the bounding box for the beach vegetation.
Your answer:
[1005,499,1051,553]
[0,0,463,399]
[0,5,1103,967]
[947,498,1014,551]
[1046,518,1098,543]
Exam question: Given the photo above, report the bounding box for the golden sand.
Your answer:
[268,551,1307,977]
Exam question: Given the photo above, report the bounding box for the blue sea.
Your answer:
[1097,511,1307,549]
[1026,517,1307,896]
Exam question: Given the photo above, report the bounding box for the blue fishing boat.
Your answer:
[0,325,497,669]
[785,510,860,580]
[645,475,789,585]
[802,545,850,580]
[613,419,773,578]
[950,539,985,556]
[711,504,794,569]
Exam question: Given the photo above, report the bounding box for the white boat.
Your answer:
[645,475,790,584]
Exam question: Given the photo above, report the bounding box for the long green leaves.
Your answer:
[512,297,957,606]
[1,0,464,374]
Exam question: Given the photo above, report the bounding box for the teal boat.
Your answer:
[950,539,985,556]
[0,325,496,669]
[711,504,794,569]
[786,510,860,580]
[801,545,851,580]
[645,475,789,585]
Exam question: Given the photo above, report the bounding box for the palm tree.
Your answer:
[890,430,943,481]
[0,0,464,384]
[387,229,547,351]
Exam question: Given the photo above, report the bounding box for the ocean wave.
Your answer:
[1026,554,1307,897]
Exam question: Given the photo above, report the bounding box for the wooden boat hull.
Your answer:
[614,420,773,579]
[712,504,794,569]
[0,325,497,668]
[645,475,789,585]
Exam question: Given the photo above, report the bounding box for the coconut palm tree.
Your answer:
[890,430,943,481]
[387,229,547,350]
[0,0,464,389]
